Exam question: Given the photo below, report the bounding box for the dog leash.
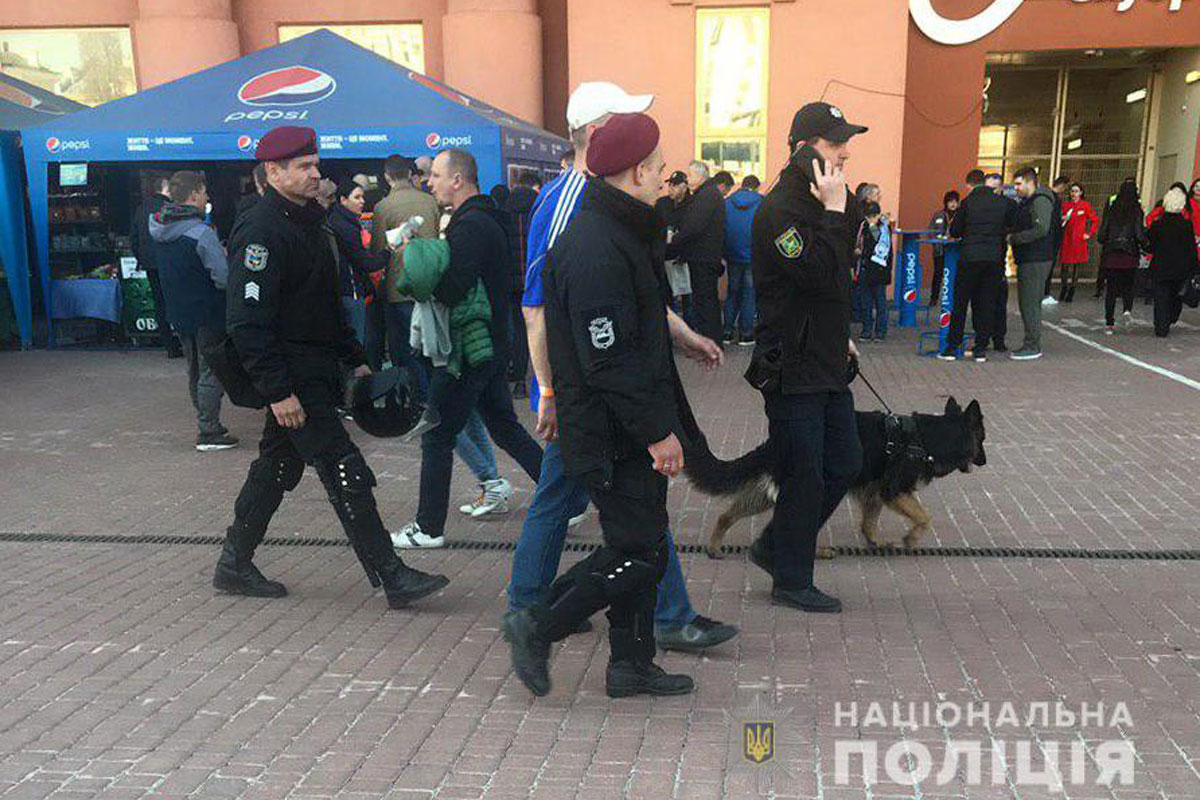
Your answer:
[854,360,894,415]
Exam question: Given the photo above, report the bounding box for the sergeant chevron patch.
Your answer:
[244,281,261,303]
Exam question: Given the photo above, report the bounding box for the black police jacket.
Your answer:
[226,186,365,404]
[751,158,854,395]
[949,185,1018,264]
[666,179,725,266]
[544,178,682,481]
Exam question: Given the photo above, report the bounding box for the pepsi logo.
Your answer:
[426,133,441,149]
[903,289,917,303]
[237,135,255,152]
[939,312,952,328]
[46,137,60,153]
[238,66,336,107]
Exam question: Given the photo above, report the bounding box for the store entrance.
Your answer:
[980,49,1168,281]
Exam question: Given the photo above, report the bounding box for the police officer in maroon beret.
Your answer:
[504,113,711,699]
[215,125,448,607]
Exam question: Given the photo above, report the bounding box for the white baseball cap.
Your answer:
[566,81,654,131]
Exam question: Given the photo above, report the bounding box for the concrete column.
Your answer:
[132,0,240,89]
[443,0,542,125]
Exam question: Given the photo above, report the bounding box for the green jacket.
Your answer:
[398,239,493,376]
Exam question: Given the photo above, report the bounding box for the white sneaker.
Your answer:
[391,522,445,549]
[458,478,512,518]
[1121,310,1133,329]
[1042,296,1058,307]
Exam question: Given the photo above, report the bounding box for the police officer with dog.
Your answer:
[212,125,448,608]
[745,102,867,613]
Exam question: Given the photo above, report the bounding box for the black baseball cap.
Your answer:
[788,102,868,147]
[666,170,688,186]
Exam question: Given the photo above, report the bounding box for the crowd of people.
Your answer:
[930,169,1200,362]
[126,69,1198,700]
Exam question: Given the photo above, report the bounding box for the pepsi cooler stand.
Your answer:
[917,240,962,357]
[893,229,934,328]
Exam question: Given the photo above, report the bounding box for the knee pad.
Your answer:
[235,457,304,519]
[579,545,663,605]
[315,451,378,517]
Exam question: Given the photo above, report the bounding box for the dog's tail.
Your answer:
[683,434,775,496]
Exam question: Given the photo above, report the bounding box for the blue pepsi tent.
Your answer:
[0,73,84,347]
[24,29,568,343]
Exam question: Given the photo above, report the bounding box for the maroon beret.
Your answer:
[586,113,660,177]
[255,126,318,162]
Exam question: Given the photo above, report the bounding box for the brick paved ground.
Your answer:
[0,293,1198,799]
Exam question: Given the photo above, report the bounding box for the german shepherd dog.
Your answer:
[685,398,987,558]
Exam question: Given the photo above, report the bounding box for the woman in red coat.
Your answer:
[1058,182,1099,302]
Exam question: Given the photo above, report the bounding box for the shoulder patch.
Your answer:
[244,281,261,304]
[775,227,804,260]
[244,243,269,272]
[588,316,616,350]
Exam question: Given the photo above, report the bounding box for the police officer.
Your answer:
[215,126,448,608]
[503,113,697,699]
[747,102,867,613]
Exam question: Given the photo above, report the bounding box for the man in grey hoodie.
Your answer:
[149,171,236,450]
[1008,166,1058,360]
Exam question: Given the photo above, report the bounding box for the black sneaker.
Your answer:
[936,350,958,361]
[606,661,694,698]
[722,332,735,345]
[197,432,239,451]
[737,336,755,347]
[971,350,988,363]
[993,341,1008,353]
[657,615,738,652]
[771,586,842,613]
[502,609,551,697]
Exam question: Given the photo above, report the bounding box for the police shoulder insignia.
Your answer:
[244,243,269,272]
[244,281,260,304]
[588,316,615,350]
[775,227,804,260]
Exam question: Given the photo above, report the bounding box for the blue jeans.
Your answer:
[860,284,888,338]
[385,301,429,403]
[341,297,366,344]
[455,410,498,483]
[722,261,756,338]
[506,441,696,629]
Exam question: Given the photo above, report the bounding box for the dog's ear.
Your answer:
[945,397,962,415]
[966,400,981,420]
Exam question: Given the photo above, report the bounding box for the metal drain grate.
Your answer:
[1,532,1198,561]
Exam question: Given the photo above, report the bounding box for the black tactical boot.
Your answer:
[772,585,842,613]
[503,609,551,696]
[212,527,287,598]
[377,559,449,608]
[606,661,694,698]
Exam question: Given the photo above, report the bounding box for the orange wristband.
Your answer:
[539,386,555,398]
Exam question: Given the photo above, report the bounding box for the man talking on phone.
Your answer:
[745,102,866,613]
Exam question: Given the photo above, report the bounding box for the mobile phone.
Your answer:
[791,143,827,182]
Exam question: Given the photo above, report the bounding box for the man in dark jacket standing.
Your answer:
[941,169,1017,362]
[1008,167,1058,360]
[130,173,181,358]
[216,125,448,607]
[149,171,235,451]
[506,173,540,394]
[504,112,695,699]
[667,160,725,343]
[747,102,866,613]
[391,149,544,550]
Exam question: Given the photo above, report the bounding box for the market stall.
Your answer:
[0,73,84,348]
[23,29,568,346]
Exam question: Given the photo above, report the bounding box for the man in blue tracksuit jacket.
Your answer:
[506,81,738,653]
